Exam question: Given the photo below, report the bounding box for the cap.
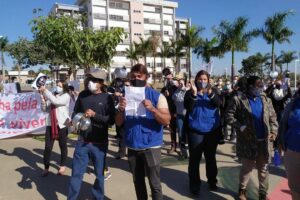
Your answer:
[89,69,107,80]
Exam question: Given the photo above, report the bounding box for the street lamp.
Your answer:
[294,59,300,91]
[0,35,4,84]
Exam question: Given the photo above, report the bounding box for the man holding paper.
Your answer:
[115,64,171,200]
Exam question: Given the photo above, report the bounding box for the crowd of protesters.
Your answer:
[36,64,300,200]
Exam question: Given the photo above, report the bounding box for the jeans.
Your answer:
[128,148,162,200]
[188,128,219,190]
[44,126,68,169]
[176,114,186,153]
[68,141,107,200]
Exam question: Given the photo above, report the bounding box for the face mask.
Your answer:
[88,81,98,92]
[130,79,146,87]
[195,81,207,90]
[250,87,263,97]
[275,84,281,89]
[55,86,63,94]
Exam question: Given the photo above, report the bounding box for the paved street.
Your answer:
[0,131,291,200]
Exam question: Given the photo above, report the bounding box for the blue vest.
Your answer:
[124,87,163,149]
[188,93,221,133]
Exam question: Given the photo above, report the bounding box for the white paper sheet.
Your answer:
[125,86,146,117]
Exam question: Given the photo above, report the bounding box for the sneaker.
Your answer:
[104,170,112,181]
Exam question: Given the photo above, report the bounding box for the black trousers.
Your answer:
[116,125,126,156]
[188,128,219,189]
[43,126,68,169]
[128,148,162,200]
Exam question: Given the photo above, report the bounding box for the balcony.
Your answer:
[109,14,129,22]
[93,13,107,20]
[109,1,129,10]
[144,18,161,25]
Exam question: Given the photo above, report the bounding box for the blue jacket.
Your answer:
[186,91,221,133]
[124,87,163,149]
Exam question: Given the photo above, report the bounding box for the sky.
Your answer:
[0,0,300,75]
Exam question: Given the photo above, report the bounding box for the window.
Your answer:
[164,31,169,35]
[109,15,123,21]
[109,1,129,9]
[155,7,161,13]
[133,10,141,13]
[93,13,106,19]
[157,63,162,67]
[134,21,141,24]
[134,33,142,36]
[147,63,151,67]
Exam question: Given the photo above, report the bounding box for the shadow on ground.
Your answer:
[0,147,112,200]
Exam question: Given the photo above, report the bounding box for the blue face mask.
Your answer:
[250,87,263,97]
[195,81,207,90]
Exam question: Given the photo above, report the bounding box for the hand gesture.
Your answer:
[269,133,276,142]
[164,90,170,97]
[39,86,46,93]
[85,109,95,118]
[118,97,126,112]
[190,80,197,96]
[143,99,155,112]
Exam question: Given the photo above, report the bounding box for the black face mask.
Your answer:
[130,79,146,87]
[275,84,281,89]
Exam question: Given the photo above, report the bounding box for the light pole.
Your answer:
[294,59,300,91]
[0,35,4,84]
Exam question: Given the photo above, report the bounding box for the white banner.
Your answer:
[0,92,48,139]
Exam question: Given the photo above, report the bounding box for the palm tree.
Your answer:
[158,41,172,70]
[179,25,204,79]
[213,17,259,80]
[261,10,294,71]
[169,39,186,74]
[0,36,9,83]
[135,37,151,67]
[125,44,139,67]
[277,50,297,71]
[148,32,161,84]
[194,37,224,64]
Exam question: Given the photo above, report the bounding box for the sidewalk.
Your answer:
[0,132,290,200]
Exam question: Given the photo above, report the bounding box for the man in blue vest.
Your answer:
[115,64,171,200]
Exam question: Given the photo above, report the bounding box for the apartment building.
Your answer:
[50,0,190,75]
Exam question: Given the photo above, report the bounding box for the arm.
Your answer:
[184,90,197,112]
[40,95,51,112]
[225,96,244,130]
[144,95,170,126]
[208,88,222,107]
[43,90,70,107]
[267,97,278,137]
[278,102,292,151]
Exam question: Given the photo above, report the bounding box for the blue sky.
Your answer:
[1,0,300,75]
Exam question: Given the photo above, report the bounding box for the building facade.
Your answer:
[50,0,190,76]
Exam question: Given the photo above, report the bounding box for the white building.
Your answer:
[50,0,190,76]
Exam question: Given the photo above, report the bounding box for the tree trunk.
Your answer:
[188,47,191,80]
[271,41,275,71]
[231,48,235,81]
[17,63,21,83]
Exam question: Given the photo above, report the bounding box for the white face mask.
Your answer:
[88,81,98,92]
[56,86,63,94]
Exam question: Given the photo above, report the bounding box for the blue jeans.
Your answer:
[176,114,185,152]
[68,141,107,200]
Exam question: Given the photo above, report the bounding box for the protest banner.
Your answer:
[0,92,48,139]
